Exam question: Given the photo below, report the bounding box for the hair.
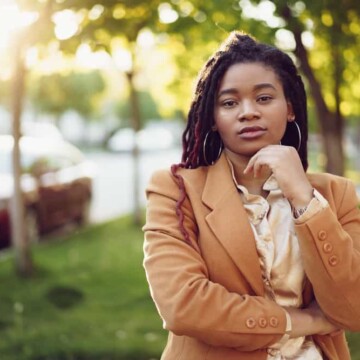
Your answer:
[171,31,309,245]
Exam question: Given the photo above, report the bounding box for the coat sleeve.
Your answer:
[143,169,289,351]
[295,178,360,331]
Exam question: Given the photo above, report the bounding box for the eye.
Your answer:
[257,95,273,103]
[222,99,237,108]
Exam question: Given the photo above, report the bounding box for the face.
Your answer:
[214,62,294,163]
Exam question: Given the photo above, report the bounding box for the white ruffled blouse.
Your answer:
[228,161,328,360]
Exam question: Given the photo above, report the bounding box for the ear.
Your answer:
[287,102,295,122]
[211,125,218,131]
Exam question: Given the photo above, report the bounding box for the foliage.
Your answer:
[162,0,360,117]
[114,90,162,127]
[29,70,106,119]
[57,0,164,51]
[272,0,360,117]
[11,0,360,173]
[0,216,166,360]
[18,1,359,129]
[146,0,360,174]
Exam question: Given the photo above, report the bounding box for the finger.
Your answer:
[252,153,273,177]
[243,155,257,174]
[253,161,263,178]
[243,146,280,174]
[243,163,252,175]
[329,329,343,337]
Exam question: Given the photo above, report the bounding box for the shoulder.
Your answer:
[307,172,358,209]
[307,172,349,187]
[147,166,209,195]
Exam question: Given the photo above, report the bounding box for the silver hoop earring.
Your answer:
[293,121,301,152]
[281,121,301,151]
[203,131,222,166]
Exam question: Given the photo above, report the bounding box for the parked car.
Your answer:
[0,135,95,249]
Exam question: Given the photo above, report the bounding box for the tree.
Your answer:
[10,31,33,276]
[29,70,106,122]
[114,90,162,127]
[57,0,164,225]
[272,0,360,175]
[0,79,11,106]
[10,0,165,237]
[9,0,54,276]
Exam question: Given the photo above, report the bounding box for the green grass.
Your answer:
[0,217,167,360]
[0,216,359,360]
[348,332,360,360]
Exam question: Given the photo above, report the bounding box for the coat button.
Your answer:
[318,230,327,241]
[269,317,279,327]
[245,317,256,329]
[258,317,267,328]
[328,255,338,266]
[323,242,333,253]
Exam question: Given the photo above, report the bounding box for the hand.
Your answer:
[243,145,313,208]
[285,301,340,338]
[306,301,341,336]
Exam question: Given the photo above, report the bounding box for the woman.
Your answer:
[143,32,360,359]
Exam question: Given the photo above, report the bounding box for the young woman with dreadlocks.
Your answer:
[143,31,360,360]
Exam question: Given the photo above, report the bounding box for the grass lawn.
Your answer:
[0,216,359,360]
[0,217,167,360]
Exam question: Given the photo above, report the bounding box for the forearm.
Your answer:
[295,208,360,330]
[144,170,290,350]
[285,303,339,339]
[144,229,288,350]
[293,179,360,331]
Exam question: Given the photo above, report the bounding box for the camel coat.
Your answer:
[143,153,360,360]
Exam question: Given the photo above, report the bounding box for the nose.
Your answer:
[238,100,260,121]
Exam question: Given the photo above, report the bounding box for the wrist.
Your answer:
[293,205,308,219]
[285,307,314,338]
[290,188,314,210]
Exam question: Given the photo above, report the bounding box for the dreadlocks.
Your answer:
[171,31,309,244]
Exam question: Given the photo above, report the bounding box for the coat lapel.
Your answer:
[202,154,264,296]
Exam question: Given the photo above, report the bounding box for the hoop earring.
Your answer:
[281,121,301,151]
[203,131,222,166]
[293,121,301,152]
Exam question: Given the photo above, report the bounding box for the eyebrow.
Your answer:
[217,83,277,98]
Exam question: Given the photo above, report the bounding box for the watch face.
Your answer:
[293,206,307,218]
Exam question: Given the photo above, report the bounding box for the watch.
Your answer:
[292,189,315,219]
[293,205,308,218]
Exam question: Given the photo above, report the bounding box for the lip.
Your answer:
[238,126,267,139]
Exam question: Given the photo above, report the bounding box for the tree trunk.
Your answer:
[331,44,345,175]
[279,6,345,175]
[11,36,33,277]
[294,35,344,175]
[126,71,142,226]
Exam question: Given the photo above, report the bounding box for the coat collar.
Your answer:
[202,153,264,296]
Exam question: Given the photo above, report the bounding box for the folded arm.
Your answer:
[295,178,360,331]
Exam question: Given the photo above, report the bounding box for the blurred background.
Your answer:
[0,0,359,359]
